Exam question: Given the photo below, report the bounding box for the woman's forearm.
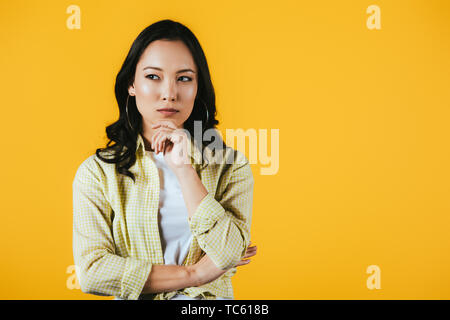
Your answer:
[141,264,198,294]
[174,165,208,220]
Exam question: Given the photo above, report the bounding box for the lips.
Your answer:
[157,108,178,112]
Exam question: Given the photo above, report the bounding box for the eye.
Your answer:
[146,74,160,80]
[178,76,192,82]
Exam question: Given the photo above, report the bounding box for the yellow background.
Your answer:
[1,0,449,299]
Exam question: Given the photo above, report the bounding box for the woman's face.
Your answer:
[128,39,198,130]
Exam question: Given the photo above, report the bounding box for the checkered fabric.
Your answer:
[73,132,254,300]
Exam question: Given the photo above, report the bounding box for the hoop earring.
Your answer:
[197,97,209,125]
[126,94,134,130]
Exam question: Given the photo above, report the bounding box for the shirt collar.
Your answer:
[135,132,209,169]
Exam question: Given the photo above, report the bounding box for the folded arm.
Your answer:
[175,152,255,270]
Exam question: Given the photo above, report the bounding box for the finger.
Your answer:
[236,259,251,267]
[152,131,162,153]
[163,139,171,155]
[167,132,181,144]
[154,130,170,153]
[156,133,167,154]
[160,134,173,154]
[154,133,164,153]
[159,132,179,154]
[244,250,256,257]
[242,251,257,259]
[163,139,172,154]
[243,251,256,258]
[243,251,255,258]
[151,130,163,151]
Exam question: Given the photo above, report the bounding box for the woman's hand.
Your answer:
[189,242,258,287]
[150,120,191,172]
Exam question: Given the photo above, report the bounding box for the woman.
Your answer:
[72,19,257,300]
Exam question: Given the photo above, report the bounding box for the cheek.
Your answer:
[133,79,158,118]
[180,85,197,112]
[135,79,156,97]
[184,85,197,100]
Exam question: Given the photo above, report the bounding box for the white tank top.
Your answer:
[148,150,193,266]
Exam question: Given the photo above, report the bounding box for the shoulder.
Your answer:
[73,153,117,184]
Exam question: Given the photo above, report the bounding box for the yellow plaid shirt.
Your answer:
[72,132,254,300]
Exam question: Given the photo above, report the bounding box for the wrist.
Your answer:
[174,164,195,178]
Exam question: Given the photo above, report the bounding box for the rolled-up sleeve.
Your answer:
[72,158,152,300]
[188,152,254,270]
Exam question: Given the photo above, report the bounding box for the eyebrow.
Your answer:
[143,66,196,73]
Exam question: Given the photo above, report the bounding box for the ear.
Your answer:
[128,83,136,96]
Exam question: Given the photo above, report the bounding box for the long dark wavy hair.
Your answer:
[96,19,222,183]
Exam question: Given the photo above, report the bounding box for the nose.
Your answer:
[161,79,177,102]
